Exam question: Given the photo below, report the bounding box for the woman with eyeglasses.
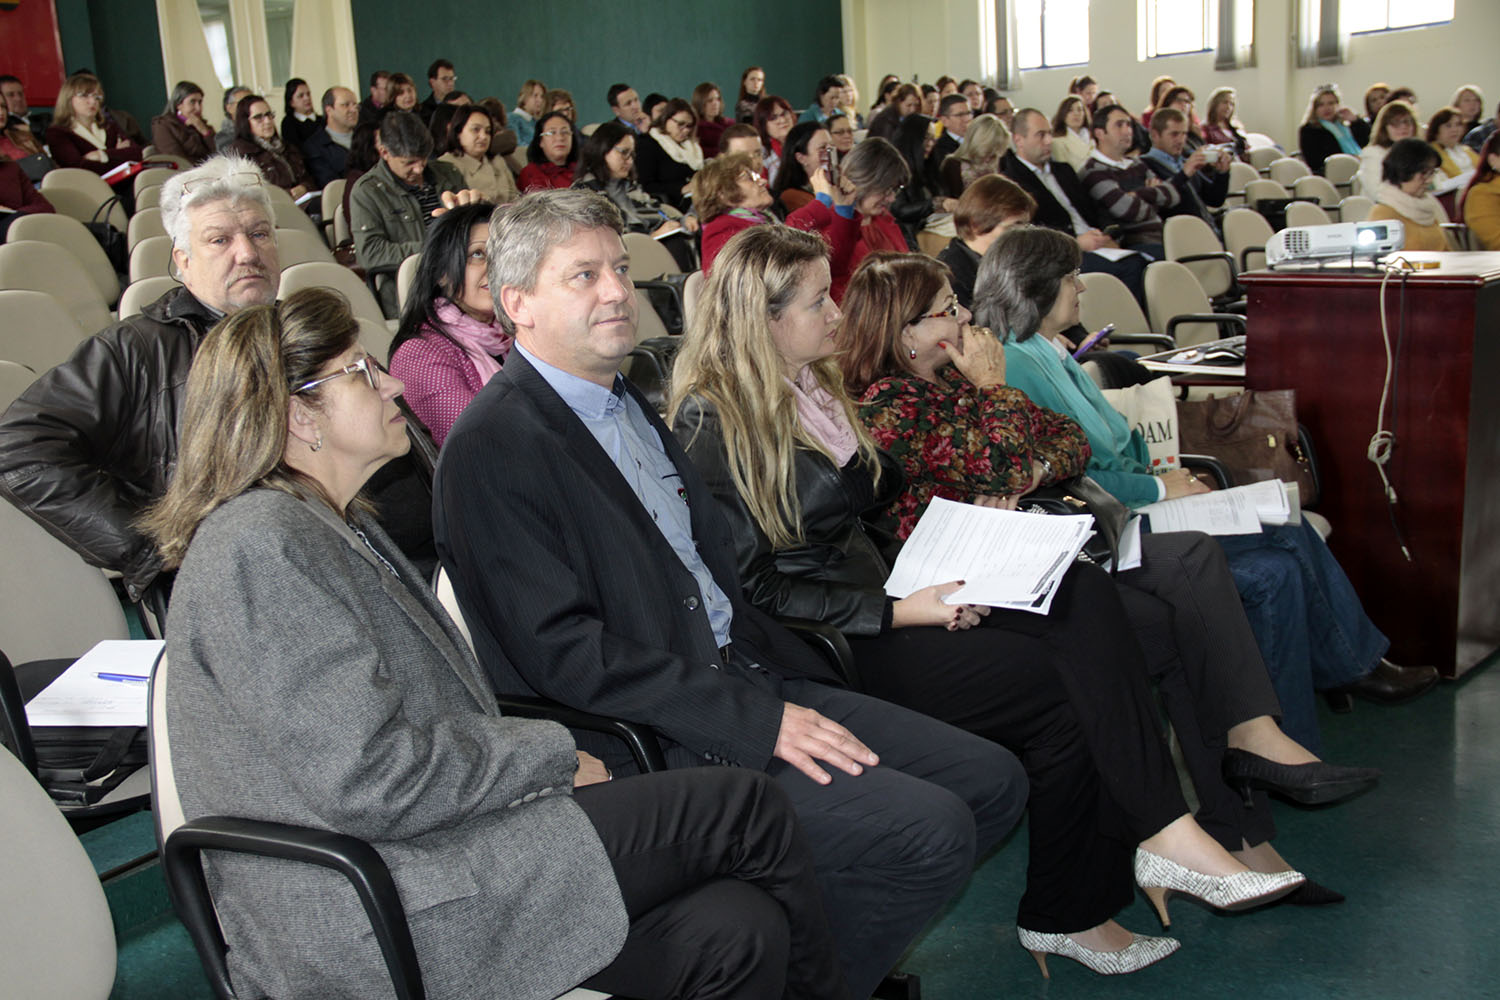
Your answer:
[786,136,909,303]
[827,112,857,156]
[573,121,698,270]
[693,151,776,272]
[635,98,703,213]
[228,94,316,202]
[45,72,142,177]
[145,286,851,1000]
[1368,138,1448,251]
[668,225,1309,979]
[1357,100,1418,196]
[519,111,578,192]
[753,95,796,187]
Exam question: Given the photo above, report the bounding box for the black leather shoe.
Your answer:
[1281,879,1345,906]
[1222,748,1381,806]
[1338,659,1441,706]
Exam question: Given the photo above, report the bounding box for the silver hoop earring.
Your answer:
[311,433,323,453]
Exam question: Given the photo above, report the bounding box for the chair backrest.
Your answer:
[396,253,421,313]
[1244,178,1290,207]
[133,166,179,198]
[0,747,117,1000]
[1222,208,1275,271]
[266,185,324,239]
[1323,153,1360,187]
[129,234,174,282]
[1267,157,1312,186]
[142,152,193,171]
[147,651,186,844]
[40,168,127,233]
[1349,173,1364,197]
[1292,174,1342,208]
[6,212,121,307]
[358,316,396,364]
[119,276,180,319]
[1163,214,1233,300]
[1225,161,1258,200]
[127,207,167,252]
[623,231,682,279]
[1285,200,1331,228]
[634,287,670,342]
[273,227,335,267]
[135,184,164,211]
[0,359,37,410]
[321,179,348,248]
[433,567,476,653]
[1338,195,1374,224]
[1077,271,1150,334]
[0,243,111,336]
[278,260,386,326]
[580,122,600,137]
[0,499,129,663]
[0,290,90,373]
[682,269,706,325]
[1145,259,1218,347]
[1247,146,1280,172]
[334,202,351,245]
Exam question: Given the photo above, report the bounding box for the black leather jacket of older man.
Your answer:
[0,286,437,604]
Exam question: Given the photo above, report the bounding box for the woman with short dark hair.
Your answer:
[519,110,578,192]
[752,95,796,185]
[151,80,216,165]
[800,75,846,125]
[1427,105,1477,180]
[1050,96,1092,172]
[1368,137,1447,251]
[573,121,697,269]
[636,97,702,212]
[936,173,1035,307]
[281,77,323,150]
[771,120,832,213]
[866,83,920,142]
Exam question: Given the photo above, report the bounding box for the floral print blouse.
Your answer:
[856,367,1093,540]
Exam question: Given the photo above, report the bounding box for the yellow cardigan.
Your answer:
[1430,142,1477,179]
[1462,176,1500,250]
[1368,203,1449,252]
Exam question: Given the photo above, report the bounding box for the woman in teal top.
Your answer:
[975,225,1438,750]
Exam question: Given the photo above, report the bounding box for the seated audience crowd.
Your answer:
[0,54,1482,999]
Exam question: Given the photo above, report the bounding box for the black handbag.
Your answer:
[1020,475,1131,572]
[86,197,129,275]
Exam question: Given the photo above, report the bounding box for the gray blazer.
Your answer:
[165,488,626,1000]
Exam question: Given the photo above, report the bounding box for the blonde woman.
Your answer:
[44,72,142,177]
[940,112,1011,196]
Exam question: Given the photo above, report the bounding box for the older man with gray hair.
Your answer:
[0,154,436,609]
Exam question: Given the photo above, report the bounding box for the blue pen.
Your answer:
[97,672,149,683]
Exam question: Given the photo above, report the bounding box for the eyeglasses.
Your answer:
[769,110,792,122]
[740,169,766,185]
[829,126,854,136]
[78,91,105,102]
[945,109,974,119]
[250,110,276,122]
[539,129,571,139]
[916,296,960,322]
[613,147,636,159]
[182,171,263,195]
[668,116,694,130]
[294,355,384,395]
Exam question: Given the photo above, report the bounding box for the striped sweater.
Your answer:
[1077,153,1181,247]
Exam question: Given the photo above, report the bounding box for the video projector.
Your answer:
[1265,219,1405,265]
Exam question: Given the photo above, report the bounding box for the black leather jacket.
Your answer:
[672,395,903,637]
[0,286,438,602]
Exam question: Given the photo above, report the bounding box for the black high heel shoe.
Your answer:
[1222,748,1381,806]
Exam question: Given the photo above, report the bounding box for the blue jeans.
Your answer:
[1216,520,1389,751]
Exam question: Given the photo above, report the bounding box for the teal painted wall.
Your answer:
[54,0,166,130]
[349,0,843,125]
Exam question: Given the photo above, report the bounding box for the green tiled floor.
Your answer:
[106,658,1500,998]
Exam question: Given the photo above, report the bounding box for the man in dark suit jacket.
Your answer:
[301,85,359,189]
[1002,107,1151,304]
[926,93,970,181]
[433,190,1027,999]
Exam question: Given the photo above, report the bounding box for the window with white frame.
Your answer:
[1141,0,1217,59]
[1015,0,1091,71]
[1343,0,1454,35]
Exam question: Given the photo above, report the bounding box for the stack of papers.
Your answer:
[1138,479,1299,536]
[24,639,162,728]
[1138,336,1246,377]
[884,498,1094,615]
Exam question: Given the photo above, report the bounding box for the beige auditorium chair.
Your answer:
[133,166,179,199]
[1225,161,1258,206]
[1163,215,1236,302]
[1338,195,1374,224]
[1267,157,1312,187]
[0,290,90,374]
[264,184,324,240]
[396,253,421,314]
[278,260,388,328]
[6,213,121,307]
[357,316,396,364]
[129,234,174,282]
[320,178,347,248]
[623,231,683,279]
[0,359,37,410]
[682,270,706,323]
[40,168,128,233]
[127,206,168,252]
[1293,175,1342,210]
[1243,178,1290,210]
[135,184,165,211]
[1323,153,1360,191]
[273,227,336,267]
[1285,201,1332,228]
[1222,208,1275,272]
[119,276,182,319]
[0,242,112,334]
[1247,146,1280,173]
[1075,272,1174,351]
[1144,260,1246,349]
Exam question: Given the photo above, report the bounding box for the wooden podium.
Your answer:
[1241,253,1500,677]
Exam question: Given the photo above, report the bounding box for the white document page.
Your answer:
[25,639,163,728]
[1089,247,1138,262]
[1240,479,1294,525]
[884,498,1093,608]
[1138,488,1264,536]
[1110,517,1145,572]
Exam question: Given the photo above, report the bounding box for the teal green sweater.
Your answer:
[1002,333,1164,508]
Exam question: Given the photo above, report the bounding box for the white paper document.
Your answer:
[1139,484,1267,535]
[884,498,1093,613]
[1110,516,1145,572]
[24,639,163,728]
[1238,479,1300,525]
[1088,247,1139,262]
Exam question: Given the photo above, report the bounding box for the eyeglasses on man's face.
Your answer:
[294,355,384,395]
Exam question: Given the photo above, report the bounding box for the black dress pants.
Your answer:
[576,768,851,1000]
[1116,530,1282,851]
[849,561,1186,934]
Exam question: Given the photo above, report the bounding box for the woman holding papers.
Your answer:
[670,225,1306,979]
[968,225,1439,746]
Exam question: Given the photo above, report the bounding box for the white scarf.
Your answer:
[1375,182,1441,226]
[648,128,704,171]
[71,118,108,150]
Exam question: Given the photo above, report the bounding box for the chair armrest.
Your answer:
[624,336,682,414]
[1180,454,1234,490]
[363,262,401,301]
[1238,246,1268,272]
[1165,312,1247,342]
[1174,251,1238,282]
[1106,332,1178,349]
[1298,423,1322,505]
[163,816,425,1000]
[0,650,38,774]
[496,695,668,773]
[777,617,859,688]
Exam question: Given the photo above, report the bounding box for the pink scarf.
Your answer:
[432,298,511,384]
[788,366,859,466]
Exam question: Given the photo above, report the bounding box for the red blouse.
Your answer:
[518,160,575,192]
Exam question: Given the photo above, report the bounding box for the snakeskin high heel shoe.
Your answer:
[1134,847,1306,928]
[1017,927,1180,977]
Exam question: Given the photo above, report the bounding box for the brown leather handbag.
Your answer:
[1176,390,1319,505]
